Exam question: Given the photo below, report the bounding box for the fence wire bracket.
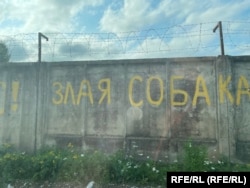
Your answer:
[38,32,49,63]
[213,21,225,56]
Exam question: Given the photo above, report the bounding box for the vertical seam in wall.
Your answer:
[226,57,231,161]
[227,57,234,161]
[231,59,237,161]
[43,64,48,149]
[83,63,88,147]
[214,57,219,151]
[124,63,128,151]
[34,64,40,152]
[19,69,24,149]
[6,69,12,144]
[167,62,171,139]
[165,61,170,138]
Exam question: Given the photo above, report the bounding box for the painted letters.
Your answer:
[98,78,111,105]
[0,82,6,115]
[11,81,20,112]
[236,76,250,105]
[64,82,76,105]
[219,75,234,104]
[128,76,143,107]
[170,76,188,106]
[192,75,211,106]
[77,80,93,105]
[52,79,111,105]
[51,74,250,107]
[146,76,164,106]
[0,81,20,115]
[52,82,64,105]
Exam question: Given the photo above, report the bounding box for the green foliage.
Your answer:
[0,144,34,186]
[32,149,64,181]
[0,143,14,155]
[0,152,33,184]
[0,42,10,63]
[1,142,250,186]
[108,150,172,186]
[57,149,109,184]
[182,142,207,171]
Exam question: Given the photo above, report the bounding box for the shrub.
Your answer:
[57,149,109,184]
[0,152,33,184]
[1,142,250,187]
[182,142,207,171]
[108,150,167,186]
[32,149,64,182]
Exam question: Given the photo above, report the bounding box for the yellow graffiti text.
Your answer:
[236,76,250,105]
[170,76,188,106]
[52,74,250,107]
[77,80,93,105]
[146,76,164,106]
[98,78,111,105]
[52,79,111,105]
[192,75,211,106]
[52,82,64,105]
[0,81,20,115]
[11,81,20,112]
[128,76,143,107]
[64,82,76,105]
[0,82,6,115]
[219,75,234,104]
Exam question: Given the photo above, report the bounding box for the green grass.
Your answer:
[0,142,250,187]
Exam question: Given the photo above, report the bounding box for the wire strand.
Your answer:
[1,21,250,62]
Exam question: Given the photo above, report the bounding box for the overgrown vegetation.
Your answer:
[0,142,250,187]
[0,42,10,63]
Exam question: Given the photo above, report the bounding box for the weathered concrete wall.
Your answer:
[0,64,37,152]
[231,56,250,162]
[0,56,250,162]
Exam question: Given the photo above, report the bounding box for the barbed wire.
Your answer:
[1,21,250,62]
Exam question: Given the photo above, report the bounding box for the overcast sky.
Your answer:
[1,0,250,62]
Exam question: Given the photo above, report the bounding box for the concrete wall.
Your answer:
[0,56,250,162]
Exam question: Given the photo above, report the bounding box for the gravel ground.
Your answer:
[5,181,164,188]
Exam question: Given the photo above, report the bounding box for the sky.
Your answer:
[0,0,250,62]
